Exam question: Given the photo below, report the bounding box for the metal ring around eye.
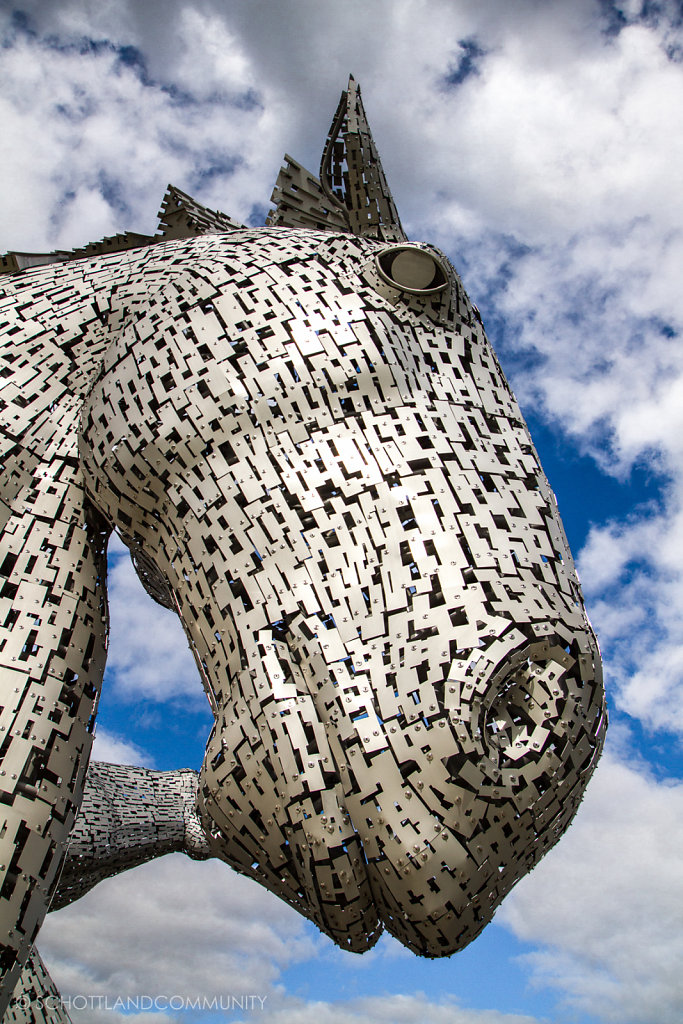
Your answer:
[375,246,448,295]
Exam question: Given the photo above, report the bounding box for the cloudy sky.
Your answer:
[3,0,683,1021]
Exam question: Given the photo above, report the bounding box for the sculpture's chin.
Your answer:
[197,755,487,958]
[197,732,383,952]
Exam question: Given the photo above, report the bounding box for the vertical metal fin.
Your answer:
[320,76,406,242]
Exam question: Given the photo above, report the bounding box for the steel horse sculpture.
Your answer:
[0,79,606,1019]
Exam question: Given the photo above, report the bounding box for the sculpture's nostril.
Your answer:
[483,663,553,768]
[479,646,604,778]
[361,642,605,958]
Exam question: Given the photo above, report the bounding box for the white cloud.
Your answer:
[64,1012,175,1024]
[41,743,683,1024]
[575,491,683,734]
[171,8,255,102]
[40,854,317,1019]
[231,994,543,1024]
[91,728,155,767]
[0,8,273,252]
[105,552,204,704]
[38,856,545,1024]
[497,739,683,1023]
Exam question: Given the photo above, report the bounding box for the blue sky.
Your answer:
[3,1,683,1022]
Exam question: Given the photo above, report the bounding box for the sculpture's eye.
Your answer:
[375,246,448,294]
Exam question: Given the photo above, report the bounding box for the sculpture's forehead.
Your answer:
[206,227,376,266]
[184,228,459,330]
[190,229,376,291]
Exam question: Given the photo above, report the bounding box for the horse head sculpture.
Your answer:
[0,78,606,1015]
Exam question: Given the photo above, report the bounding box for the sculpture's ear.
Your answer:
[266,77,407,241]
[320,76,407,243]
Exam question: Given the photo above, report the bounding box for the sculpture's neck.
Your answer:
[0,244,176,535]
[0,248,162,1004]
[1,245,162,400]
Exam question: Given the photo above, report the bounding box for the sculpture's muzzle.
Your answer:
[193,583,603,955]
